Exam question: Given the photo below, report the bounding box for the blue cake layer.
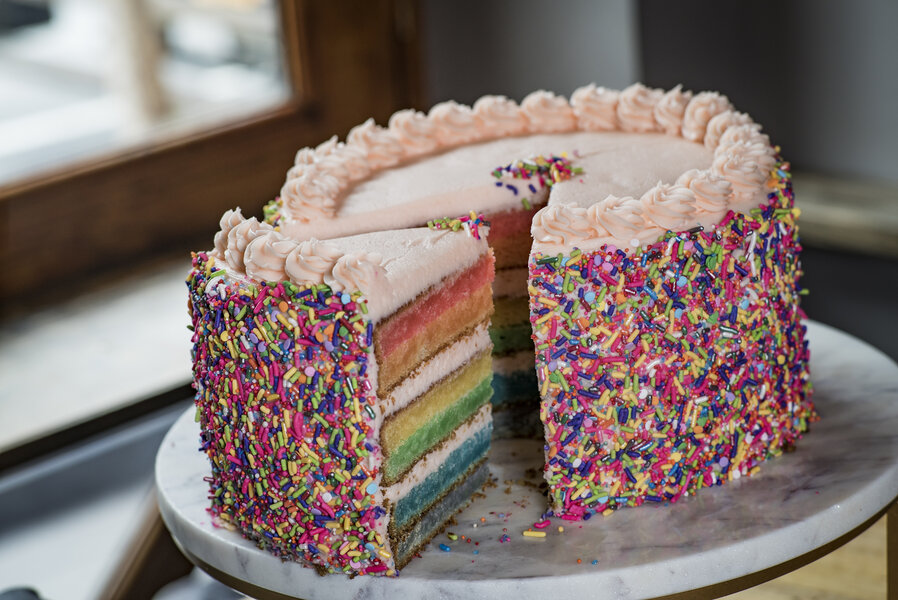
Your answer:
[393,423,492,531]
[394,461,491,569]
[491,369,539,408]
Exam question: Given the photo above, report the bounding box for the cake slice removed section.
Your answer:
[188,221,495,576]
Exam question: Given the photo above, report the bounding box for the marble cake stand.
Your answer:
[156,321,898,599]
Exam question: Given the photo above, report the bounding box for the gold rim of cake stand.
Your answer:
[177,497,895,600]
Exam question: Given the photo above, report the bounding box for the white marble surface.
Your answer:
[156,321,898,599]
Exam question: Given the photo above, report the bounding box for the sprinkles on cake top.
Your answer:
[427,212,491,240]
[491,153,583,210]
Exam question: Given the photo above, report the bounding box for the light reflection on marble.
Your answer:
[156,321,898,599]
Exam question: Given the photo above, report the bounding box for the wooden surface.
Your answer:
[727,514,888,600]
[794,173,898,260]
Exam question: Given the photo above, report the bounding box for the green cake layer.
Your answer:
[394,461,491,569]
[489,322,533,355]
[490,295,533,355]
[383,376,493,483]
[392,424,492,531]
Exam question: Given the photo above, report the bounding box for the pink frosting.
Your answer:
[213,208,244,258]
[521,90,576,133]
[225,217,272,273]
[429,101,483,146]
[324,252,387,294]
[570,84,620,131]
[320,137,368,182]
[654,85,693,136]
[639,183,698,231]
[284,239,343,285]
[280,167,343,221]
[587,195,651,243]
[617,83,663,133]
[681,91,733,143]
[473,95,530,136]
[711,141,774,201]
[244,231,296,282]
[265,82,780,255]
[293,147,316,166]
[389,109,439,156]
[676,168,732,222]
[719,124,771,150]
[531,205,592,245]
[703,111,757,149]
[347,119,405,169]
[286,138,370,183]
[286,161,311,181]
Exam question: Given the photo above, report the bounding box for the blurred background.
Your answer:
[0,1,895,599]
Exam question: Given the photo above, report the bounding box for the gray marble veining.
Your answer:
[155,321,898,599]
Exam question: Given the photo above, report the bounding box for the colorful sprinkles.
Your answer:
[492,154,582,209]
[262,197,283,227]
[528,156,815,518]
[427,212,491,240]
[187,261,395,576]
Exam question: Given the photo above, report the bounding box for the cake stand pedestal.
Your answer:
[156,321,898,599]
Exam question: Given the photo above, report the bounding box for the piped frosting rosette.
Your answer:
[208,208,389,297]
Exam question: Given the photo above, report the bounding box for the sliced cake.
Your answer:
[188,221,494,575]
[187,82,816,577]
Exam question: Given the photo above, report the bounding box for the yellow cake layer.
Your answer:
[381,351,492,456]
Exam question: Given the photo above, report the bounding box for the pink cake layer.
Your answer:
[376,252,495,394]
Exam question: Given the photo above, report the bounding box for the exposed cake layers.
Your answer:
[528,159,814,517]
[255,84,774,434]
[188,226,495,576]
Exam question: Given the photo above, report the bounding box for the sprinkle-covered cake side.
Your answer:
[187,260,394,575]
[528,158,815,518]
[187,224,496,576]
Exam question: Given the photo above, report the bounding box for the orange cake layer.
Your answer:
[377,287,493,394]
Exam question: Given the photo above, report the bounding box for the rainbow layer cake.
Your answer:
[191,82,815,576]
[267,86,795,437]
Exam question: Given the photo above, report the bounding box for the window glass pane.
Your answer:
[0,0,289,185]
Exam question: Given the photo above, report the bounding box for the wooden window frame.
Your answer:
[0,0,423,313]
